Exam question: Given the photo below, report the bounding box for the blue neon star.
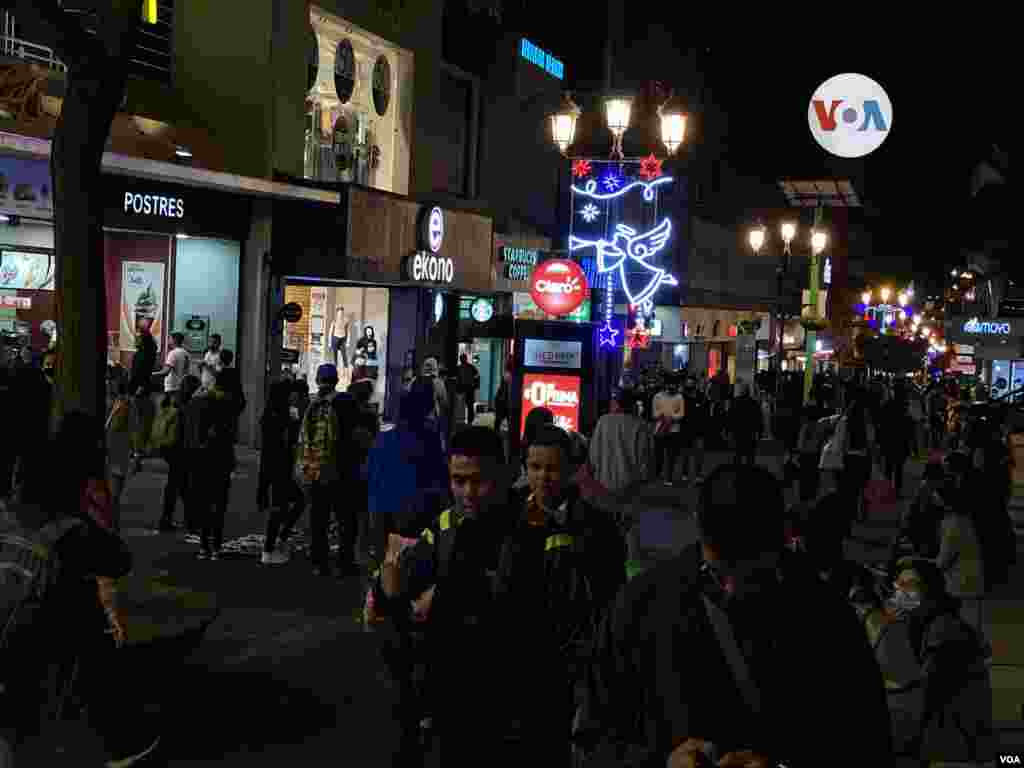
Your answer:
[599,321,619,348]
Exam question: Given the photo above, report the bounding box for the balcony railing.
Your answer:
[1,12,67,72]
[1,6,173,85]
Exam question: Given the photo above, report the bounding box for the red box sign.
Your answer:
[521,373,581,435]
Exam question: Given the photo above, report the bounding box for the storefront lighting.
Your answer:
[175,233,191,239]
[175,146,193,159]
[913,314,922,324]
[861,291,871,305]
[880,287,891,303]
[898,292,908,307]
[0,214,8,223]
[815,340,822,352]
[810,230,827,255]
[781,222,796,246]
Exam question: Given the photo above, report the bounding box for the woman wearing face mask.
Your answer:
[258,380,307,564]
[878,558,996,763]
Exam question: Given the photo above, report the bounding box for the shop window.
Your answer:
[172,237,240,366]
[1,229,56,353]
[708,348,721,379]
[283,283,391,406]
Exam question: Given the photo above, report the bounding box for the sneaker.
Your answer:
[106,735,161,768]
[261,549,290,565]
[196,551,211,561]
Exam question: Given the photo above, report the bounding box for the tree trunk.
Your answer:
[51,53,127,422]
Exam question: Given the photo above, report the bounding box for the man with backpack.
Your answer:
[1,447,160,766]
[295,363,364,578]
[152,375,200,533]
[456,354,480,426]
[366,426,517,766]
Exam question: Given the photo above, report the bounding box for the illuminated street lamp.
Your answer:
[549,93,581,154]
[781,222,797,248]
[658,93,688,155]
[604,93,633,158]
[881,286,891,303]
[898,292,908,307]
[748,225,766,255]
[862,290,872,305]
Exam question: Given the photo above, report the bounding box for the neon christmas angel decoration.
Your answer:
[572,176,672,201]
[569,219,677,306]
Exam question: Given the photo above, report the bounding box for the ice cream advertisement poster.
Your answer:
[0,251,55,290]
[121,261,165,352]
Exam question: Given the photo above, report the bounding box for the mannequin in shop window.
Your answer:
[329,307,349,369]
[355,325,379,380]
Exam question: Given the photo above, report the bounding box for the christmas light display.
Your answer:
[578,203,601,222]
[571,176,672,202]
[569,219,676,306]
[638,153,663,181]
[572,159,592,178]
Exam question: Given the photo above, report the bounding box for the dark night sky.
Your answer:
[517,14,1010,287]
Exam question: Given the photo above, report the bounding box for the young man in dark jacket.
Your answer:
[367,426,517,766]
[496,425,627,764]
[579,464,891,767]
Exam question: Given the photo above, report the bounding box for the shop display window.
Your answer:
[283,283,390,404]
[173,237,241,367]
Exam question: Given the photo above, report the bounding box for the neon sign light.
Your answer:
[519,39,563,79]
[569,219,676,306]
[962,318,1011,335]
[571,176,672,202]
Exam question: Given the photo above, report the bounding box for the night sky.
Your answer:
[518,14,1009,288]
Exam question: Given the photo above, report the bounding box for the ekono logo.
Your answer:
[808,73,892,158]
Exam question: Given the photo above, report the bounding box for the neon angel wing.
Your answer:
[620,218,672,262]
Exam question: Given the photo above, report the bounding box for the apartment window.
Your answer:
[1,1,175,85]
[432,66,478,198]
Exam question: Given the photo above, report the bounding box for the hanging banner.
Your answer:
[120,261,166,353]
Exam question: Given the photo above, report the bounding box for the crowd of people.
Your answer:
[0,324,1017,766]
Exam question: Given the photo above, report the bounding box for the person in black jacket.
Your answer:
[579,464,891,767]
[128,319,158,464]
[367,426,517,767]
[259,380,306,565]
[496,425,626,764]
[728,380,763,466]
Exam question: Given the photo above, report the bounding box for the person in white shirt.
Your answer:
[203,333,224,373]
[153,332,189,406]
[652,376,685,485]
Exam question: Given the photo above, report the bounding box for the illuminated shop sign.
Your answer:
[519,39,563,80]
[123,192,184,219]
[520,373,580,434]
[501,247,539,281]
[962,318,1011,336]
[523,338,582,370]
[407,251,454,285]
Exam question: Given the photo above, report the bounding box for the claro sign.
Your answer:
[529,258,589,317]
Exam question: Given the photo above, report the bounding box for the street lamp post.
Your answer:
[748,221,798,386]
[804,226,828,403]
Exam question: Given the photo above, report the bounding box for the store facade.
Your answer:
[678,306,772,380]
[946,316,1024,396]
[273,185,494,422]
[1,154,250,375]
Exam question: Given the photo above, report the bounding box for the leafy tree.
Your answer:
[0,0,142,419]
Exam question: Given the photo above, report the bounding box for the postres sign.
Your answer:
[529,258,588,317]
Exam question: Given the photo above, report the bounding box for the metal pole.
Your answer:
[803,206,823,403]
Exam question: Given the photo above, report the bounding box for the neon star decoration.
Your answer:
[572,176,673,202]
[571,159,592,178]
[599,321,619,347]
[569,219,677,306]
[627,327,651,349]
[578,203,600,223]
[638,153,663,181]
[599,271,619,348]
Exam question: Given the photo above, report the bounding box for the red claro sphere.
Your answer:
[529,259,589,316]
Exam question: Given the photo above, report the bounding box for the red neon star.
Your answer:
[627,328,651,349]
[638,154,663,181]
[572,159,592,178]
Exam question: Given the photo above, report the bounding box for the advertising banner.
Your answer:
[120,261,166,353]
[520,373,581,434]
[0,250,55,290]
[513,291,591,323]
[523,339,582,369]
[0,156,54,220]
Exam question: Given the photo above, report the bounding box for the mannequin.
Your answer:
[355,325,379,379]
[329,306,349,369]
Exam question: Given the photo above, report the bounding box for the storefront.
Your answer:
[947,316,1024,397]
[1,154,249,372]
[274,186,494,421]
[678,306,771,380]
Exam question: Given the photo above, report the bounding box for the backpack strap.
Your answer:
[701,593,762,717]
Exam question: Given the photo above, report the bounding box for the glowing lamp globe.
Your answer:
[549,94,581,155]
[862,291,871,305]
[811,230,827,254]
[898,293,908,307]
[604,95,633,138]
[658,94,688,155]
[781,222,796,244]
[748,227,766,254]
[881,287,891,303]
